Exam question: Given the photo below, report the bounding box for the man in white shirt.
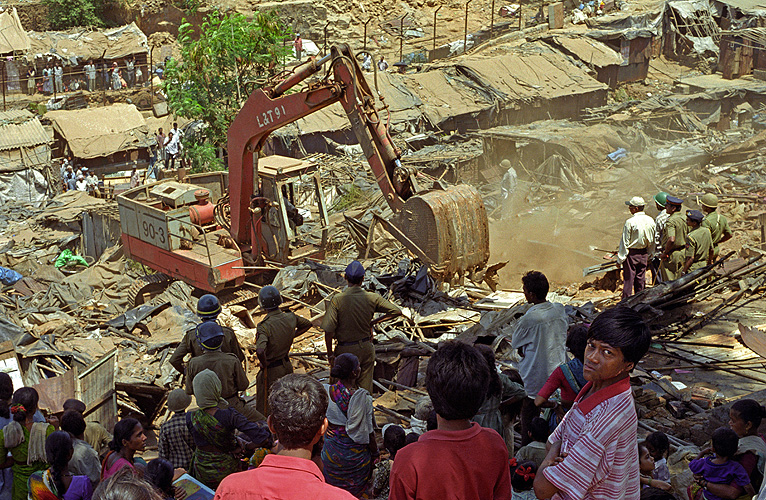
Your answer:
[511,270,568,446]
[651,192,669,284]
[75,174,88,192]
[617,196,656,300]
[84,61,96,92]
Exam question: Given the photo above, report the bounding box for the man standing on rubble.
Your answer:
[321,261,401,393]
[659,195,688,282]
[169,294,246,375]
[512,270,568,446]
[652,192,669,284]
[617,196,655,300]
[700,193,732,260]
[255,286,312,416]
[682,210,714,275]
[185,321,265,422]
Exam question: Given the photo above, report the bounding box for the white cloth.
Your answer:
[738,435,766,479]
[617,211,656,263]
[511,301,568,396]
[75,179,88,192]
[757,470,766,500]
[654,209,669,257]
[165,134,182,156]
[130,171,140,188]
[84,64,96,79]
[324,385,374,444]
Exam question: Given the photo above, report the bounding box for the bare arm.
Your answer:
[682,256,693,274]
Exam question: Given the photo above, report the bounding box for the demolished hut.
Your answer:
[0,109,54,204]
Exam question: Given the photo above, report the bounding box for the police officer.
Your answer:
[254,285,312,416]
[682,210,713,274]
[700,193,732,259]
[185,321,264,422]
[321,261,401,393]
[659,196,687,282]
[169,294,245,375]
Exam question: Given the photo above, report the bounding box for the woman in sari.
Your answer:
[187,369,272,489]
[28,431,92,500]
[321,353,378,497]
[101,418,147,480]
[0,388,54,500]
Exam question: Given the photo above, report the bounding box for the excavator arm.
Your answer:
[227,44,489,279]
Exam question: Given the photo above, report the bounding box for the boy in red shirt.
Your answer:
[390,341,512,500]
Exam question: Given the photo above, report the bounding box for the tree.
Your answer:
[164,10,291,170]
[44,0,103,29]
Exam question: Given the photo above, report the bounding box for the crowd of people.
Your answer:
[19,57,147,96]
[0,257,761,500]
[60,157,100,196]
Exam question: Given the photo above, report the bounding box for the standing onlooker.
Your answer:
[43,63,52,94]
[111,63,121,91]
[0,388,55,500]
[293,34,303,61]
[700,193,733,259]
[54,62,64,94]
[153,128,166,178]
[26,66,36,95]
[659,195,687,281]
[652,192,669,284]
[60,410,101,488]
[28,431,93,500]
[164,132,182,170]
[214,374,356,500]
[84,61,96,92]
[378,56,388,71]
[534,306,652,500]
[512,270,568,446]
[157,389,194,471]
[101,418,147,480]
[681,210,713,275]
[171,122,183,142]
[617,196,655,300]
[125,57,135,88]
[389,341,511,500]
[255,286,312,416]
[321,354,378,497]
[62,399,112,459]
[371,425,406,500]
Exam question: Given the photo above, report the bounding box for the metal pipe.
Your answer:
[433,5,443,56]
[464,0,473,54]
[363,18,372,53]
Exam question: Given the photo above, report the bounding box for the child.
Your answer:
[372,425,406,499]
[511,460,538,500]
[157,389,194,470]
[645,431,670,482]
[689,428,754,500]
[515,417,549,468]
[639,442,672,491]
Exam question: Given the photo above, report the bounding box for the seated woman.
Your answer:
[321,353,379,498]
[472,344,525,437]
[101,418,147,480]
[29,431,92,500]
[0,387,55,500]
[187,369,272,489]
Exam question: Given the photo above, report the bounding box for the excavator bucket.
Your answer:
[391,184,490,278]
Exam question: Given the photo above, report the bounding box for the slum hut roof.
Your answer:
[0,110,50,160]
[27,22,148,64]
[46,104,152,159]
[0,110,53,205]
[543,35,624,68]
[584,0,666,37]
[711,0,766,18]
[0,8,31,55]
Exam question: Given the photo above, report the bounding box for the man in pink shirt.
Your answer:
[390,341,512,500]
[214,374,355,500]
[534,306,652,500]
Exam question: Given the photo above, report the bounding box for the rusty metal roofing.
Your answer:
[0,110,51,152]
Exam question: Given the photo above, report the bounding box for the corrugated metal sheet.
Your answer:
[0,111,51,152]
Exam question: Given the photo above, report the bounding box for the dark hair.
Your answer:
[12,387,39,423]
[712,427,739,459]
[92,468,161,500]
[566,324,589,362]
[511,460,537,491]
[426,341,490,420]
[110,418,140,452]
[426,410,437,431]
[405,432,420,446]
[522,271,549,301]
[645,431,669,458]
[0,373,13,420]
[330,353,360,380]
[587,306,651,365]
[268,374,328,449]
[529,417,550,443]
[383,425,406,458]
[46,431,73,498]
[474,344,501,398]
[731,399,766,430]
[145,459,174,498]
[61,409,87,438]
[63,398,86,414]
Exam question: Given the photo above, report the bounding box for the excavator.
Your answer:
[118,44,489,306]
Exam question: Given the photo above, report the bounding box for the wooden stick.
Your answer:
[374,405,411,423]
[373,380,418,404]
[378,378,428,396]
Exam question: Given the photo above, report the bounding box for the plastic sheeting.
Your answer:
[0,169,49,206]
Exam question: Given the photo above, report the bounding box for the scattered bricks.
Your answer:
[668,400,688,419]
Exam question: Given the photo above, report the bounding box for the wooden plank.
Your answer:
[32,369,77,414]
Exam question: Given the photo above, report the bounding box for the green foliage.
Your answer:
[44,0,103,29]
[330,185,367,213]
[186,142,225,174]
[164,11,292,154]
[172,0,202,14]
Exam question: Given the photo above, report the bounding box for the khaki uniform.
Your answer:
[255,309,312,415]
[83,421,111,457]
[660,212,688,281]
[185,350,264,422]
[702,211,731,258]
[321,286,400,393]
[685,226,713,273]
[169,322,245,374]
